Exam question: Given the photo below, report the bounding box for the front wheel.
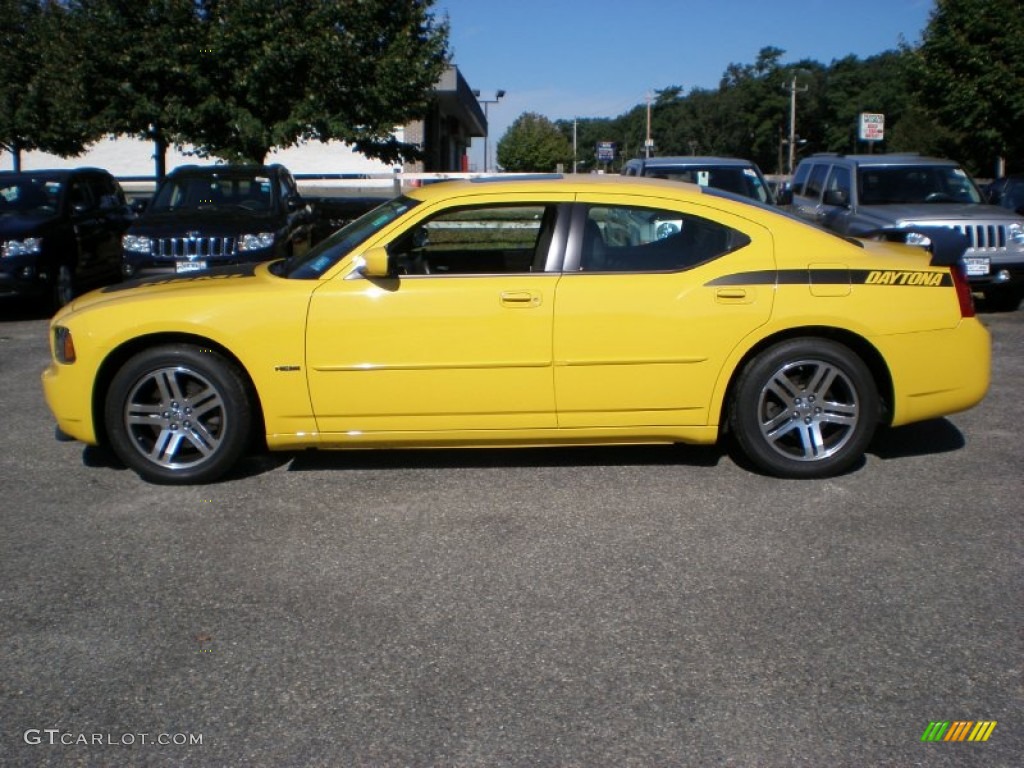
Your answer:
[104,345,253,484]
[729,339,879,478]
[52,263,76,311]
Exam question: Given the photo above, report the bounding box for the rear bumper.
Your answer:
[878,318,991,427]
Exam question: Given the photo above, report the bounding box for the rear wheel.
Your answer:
[729,339,879,478]
[104,345,253,484]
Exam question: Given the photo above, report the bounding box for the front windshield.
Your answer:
[278,196,420,279]
[858,165,983,205]
[0,177,62,214]
[151,175,274,212]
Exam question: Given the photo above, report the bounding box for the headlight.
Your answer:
[1008,222,1024,247]
[1,237,42,258]
[237,232,276,252]
[904,232,932,247]
[122,234,153,254]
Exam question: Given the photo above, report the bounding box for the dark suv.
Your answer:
[622,156,776,204]
[1,168,132,310]
[122,164,314,278]
[788,153,1024,310]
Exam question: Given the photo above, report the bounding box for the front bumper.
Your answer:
[0,255,51,299]
[122,248,278,278]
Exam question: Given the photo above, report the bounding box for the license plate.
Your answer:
[963,256,990,277]
[175,260,207,274]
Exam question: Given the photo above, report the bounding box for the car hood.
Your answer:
[128,208,281,237]
[58,262,274,317]
[857,202,1023,225]
[0,211,61,238]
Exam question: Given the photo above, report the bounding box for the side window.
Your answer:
[388,204,555,275]
[67,179,95,211]
[791,162,811,195]
[579,205,750,273]
[803,164,829,202]
[824,166,851,205]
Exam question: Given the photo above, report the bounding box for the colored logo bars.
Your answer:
[921,721,997,742]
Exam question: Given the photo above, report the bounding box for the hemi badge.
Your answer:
[275,365,301,372]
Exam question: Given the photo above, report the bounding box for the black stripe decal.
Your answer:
[705,268,952,288]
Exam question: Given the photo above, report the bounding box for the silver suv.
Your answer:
[788,153,1024,310]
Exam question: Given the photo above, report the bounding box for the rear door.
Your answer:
[552,196,775,428]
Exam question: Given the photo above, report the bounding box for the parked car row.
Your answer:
[6,155,1023,314]
[2,164,383,312]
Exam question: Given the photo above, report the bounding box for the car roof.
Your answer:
[166,164,283,177]
[628,156,758,168]
[804,153,961,168]
[404,173,742,205]
[0,167,108,179]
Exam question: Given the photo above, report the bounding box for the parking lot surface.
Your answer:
[1,303,1021,767]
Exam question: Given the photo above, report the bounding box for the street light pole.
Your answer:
[473,89,506,172]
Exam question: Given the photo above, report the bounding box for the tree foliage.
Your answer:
[496,112,572,172]
[5,0,449,175]
[909,0,1024,174]
[0,0,95,170]
[186,0,450,166]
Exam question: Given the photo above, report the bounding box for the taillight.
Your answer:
[950,264,976,318]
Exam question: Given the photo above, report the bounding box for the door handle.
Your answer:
[716,288,750,302]
[500,291,541,308]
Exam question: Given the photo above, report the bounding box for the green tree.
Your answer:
[70,0,206,179]
[188,0,449,166]
[910,0,1024,174]
[497,112,572,172]
[0,1,95,170]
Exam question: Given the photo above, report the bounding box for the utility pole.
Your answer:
[573,118,578,174]
[645,91,654,159]
[787,75,807,175]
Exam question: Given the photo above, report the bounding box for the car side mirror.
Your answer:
[775,187,793,205]
[823,189,849,208]
[355,246,393,278]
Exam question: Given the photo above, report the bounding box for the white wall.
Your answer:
[2,131,405,177]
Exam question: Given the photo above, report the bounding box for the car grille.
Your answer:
[955,224,1007,251]
[154,236,236,259]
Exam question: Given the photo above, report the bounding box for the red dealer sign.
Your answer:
[859,112,885,142]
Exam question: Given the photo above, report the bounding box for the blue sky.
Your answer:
[434,0,936,169]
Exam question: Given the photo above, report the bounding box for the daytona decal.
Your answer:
[706,269,952,288]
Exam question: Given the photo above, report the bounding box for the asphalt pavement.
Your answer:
[1,301,1021,767]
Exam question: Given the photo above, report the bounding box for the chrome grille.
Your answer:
[155,236,236,259]
[955,224,1007,251]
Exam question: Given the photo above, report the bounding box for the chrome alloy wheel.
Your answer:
[756,358,860,462]
[123,365,227,469]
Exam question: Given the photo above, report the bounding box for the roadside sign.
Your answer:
[859,113,884,142]
[596,141,616,163]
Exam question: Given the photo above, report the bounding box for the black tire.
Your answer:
[982,285,1023,313]
[104,345,253,484]
[729,339,879,478]
[52,263,76,311]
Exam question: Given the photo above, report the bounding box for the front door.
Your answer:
[305,201,566,435]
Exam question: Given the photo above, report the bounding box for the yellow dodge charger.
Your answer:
[42,176,990,484]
